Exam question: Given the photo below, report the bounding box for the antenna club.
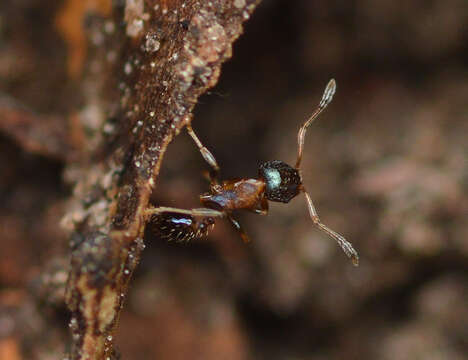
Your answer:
[320,78,337,108]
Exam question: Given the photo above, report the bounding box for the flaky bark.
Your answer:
[62,1,261,359]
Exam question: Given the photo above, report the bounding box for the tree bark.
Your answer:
[62,1,261,358]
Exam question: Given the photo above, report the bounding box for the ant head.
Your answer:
[258,160,302,203]
[258,80,337,204]
[258,80,359,265]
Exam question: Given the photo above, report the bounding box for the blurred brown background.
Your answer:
[0,0,467,359]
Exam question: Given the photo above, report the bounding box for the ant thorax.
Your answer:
[200,178,266,213]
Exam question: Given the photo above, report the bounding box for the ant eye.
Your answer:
[259,160,302,203]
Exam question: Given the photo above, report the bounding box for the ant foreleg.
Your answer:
[186,124,220,184]
[303,190,359,266]
[227,214,250,243]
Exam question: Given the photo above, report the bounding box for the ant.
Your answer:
[145,79,359,266]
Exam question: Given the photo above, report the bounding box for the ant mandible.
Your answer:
[145,79,359,266]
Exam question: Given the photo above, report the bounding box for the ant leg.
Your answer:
[144,206,225,220]
[303,189,359,266]
[227,214,250,243]
[186,124,220,183]
[296,79,336,169]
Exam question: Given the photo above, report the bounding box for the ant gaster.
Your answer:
[145,79,359,266]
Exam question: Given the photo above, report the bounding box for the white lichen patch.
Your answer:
[124,0,149,38]
[234,0,246,9]
[176,10,231,91]
[104,21,115,35]
[80,103,106,135]
[177,61,195,89]
[143,32,161,52]
[192,15,228,63]
[124,62,132,75]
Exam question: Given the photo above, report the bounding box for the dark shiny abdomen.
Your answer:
[150,213,215,242]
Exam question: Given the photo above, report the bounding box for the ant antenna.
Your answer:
[296,79,336,169]
[294,79,359,266]
[303,190,359,266]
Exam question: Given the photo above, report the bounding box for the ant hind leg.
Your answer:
[144,206,225,219]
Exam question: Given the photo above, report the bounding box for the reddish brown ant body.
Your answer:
[146,79,359,266]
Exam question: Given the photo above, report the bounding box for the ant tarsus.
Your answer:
[147,79,359,266]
